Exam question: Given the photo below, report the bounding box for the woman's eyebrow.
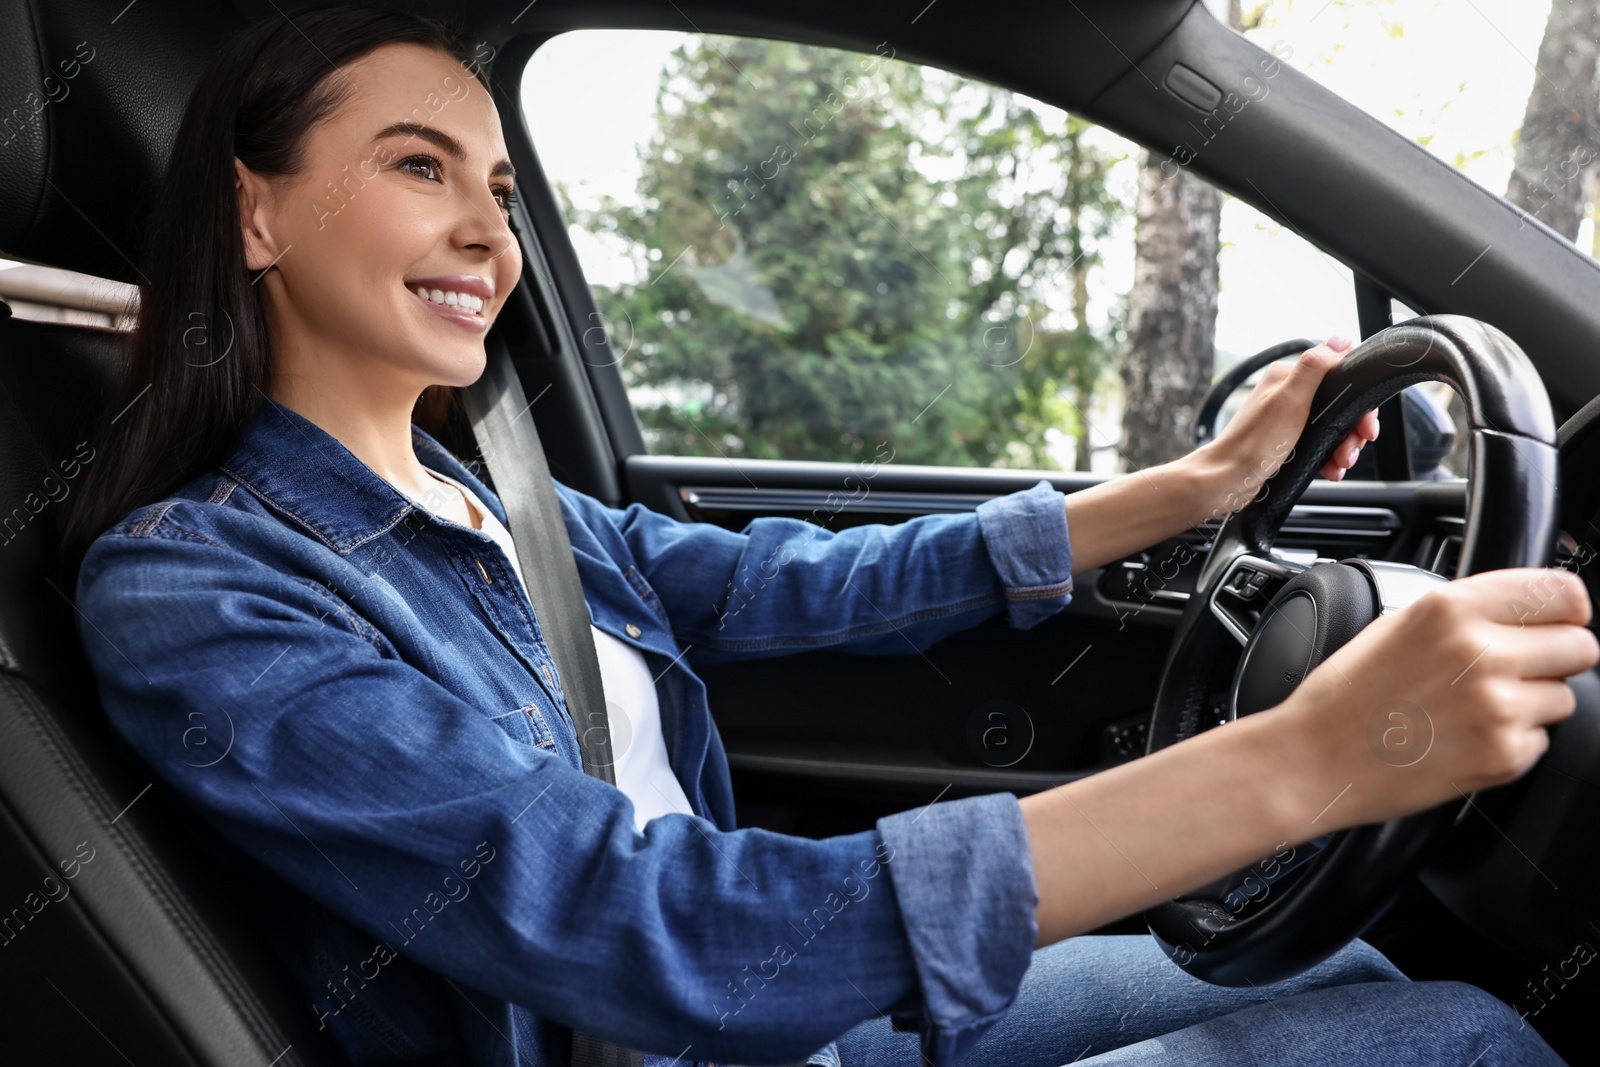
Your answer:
[372,121,516,179]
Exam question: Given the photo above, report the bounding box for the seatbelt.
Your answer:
[461,343,647,1067]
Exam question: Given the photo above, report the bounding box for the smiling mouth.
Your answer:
[408,285,488,331]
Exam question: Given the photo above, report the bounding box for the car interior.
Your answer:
[4,0,1600,1063]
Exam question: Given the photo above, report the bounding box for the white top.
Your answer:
[402,466,695,834]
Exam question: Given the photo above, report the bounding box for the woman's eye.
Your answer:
[399,154,515,215]
[400,155,442,181]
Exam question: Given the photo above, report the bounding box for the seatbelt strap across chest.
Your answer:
[462,344,645,1067]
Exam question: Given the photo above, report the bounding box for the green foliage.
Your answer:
[574,36,1127,469]
[1239,3,1271,31]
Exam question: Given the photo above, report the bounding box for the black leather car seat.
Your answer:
[0,1,348,1062]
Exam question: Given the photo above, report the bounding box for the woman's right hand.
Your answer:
[1275,566,1600,831]
[1022,565,1599,949]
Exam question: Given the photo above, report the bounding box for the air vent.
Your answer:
[1419,515,1466,575]
[1187,505,1401,543]
[1430,534,1462,575]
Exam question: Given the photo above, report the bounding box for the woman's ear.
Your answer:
[234,157,283,273]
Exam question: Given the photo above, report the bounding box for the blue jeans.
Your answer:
[832,935,1566,1066]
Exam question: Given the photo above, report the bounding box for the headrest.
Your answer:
[0,1,247,284]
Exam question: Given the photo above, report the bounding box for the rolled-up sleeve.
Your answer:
[974,478,1074,630]
[876,792,1041,1066]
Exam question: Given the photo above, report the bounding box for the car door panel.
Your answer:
[624,453,1469,836]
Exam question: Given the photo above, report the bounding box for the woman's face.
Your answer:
[238,42,522,400]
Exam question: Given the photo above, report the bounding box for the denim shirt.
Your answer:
[73,394,1076,1067]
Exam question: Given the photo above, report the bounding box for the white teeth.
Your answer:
[412,286,485,314]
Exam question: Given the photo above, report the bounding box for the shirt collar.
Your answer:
[218,392,509,555]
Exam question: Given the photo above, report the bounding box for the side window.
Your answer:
[520,31,1367,475]
[1261,5,1595,264]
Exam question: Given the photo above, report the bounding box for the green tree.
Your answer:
[575,35,1127,469]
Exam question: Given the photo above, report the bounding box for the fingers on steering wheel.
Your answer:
[1320,429,1362,480]
[1318,409,1382,480]
[1455,567,1593,628]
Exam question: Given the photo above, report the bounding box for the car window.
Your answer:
[520,30,1363,474]
[1257,2,1595,259]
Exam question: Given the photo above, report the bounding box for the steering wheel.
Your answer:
[1197,339,1462,479]
[1142,314,1559,986]
[1556,389,1600,627]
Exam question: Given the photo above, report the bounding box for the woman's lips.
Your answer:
[410,287,488,332]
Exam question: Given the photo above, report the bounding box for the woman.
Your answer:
[60,7,1593,1067]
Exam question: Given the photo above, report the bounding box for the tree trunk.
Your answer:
[1069,133,1095,472]
[1505,1,1600,241]
[1118,0,1239,473]
[1119,155,1221,471]
[1074,390,1094,471]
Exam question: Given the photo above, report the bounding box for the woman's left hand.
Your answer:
[1063,336,1378,576]
[1199,335,1380,493]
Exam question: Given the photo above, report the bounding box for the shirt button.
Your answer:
[625,623,642,638]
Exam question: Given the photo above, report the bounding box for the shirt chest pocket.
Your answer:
[489,703,558,751]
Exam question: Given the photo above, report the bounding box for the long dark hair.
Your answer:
[58,4,488,587]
